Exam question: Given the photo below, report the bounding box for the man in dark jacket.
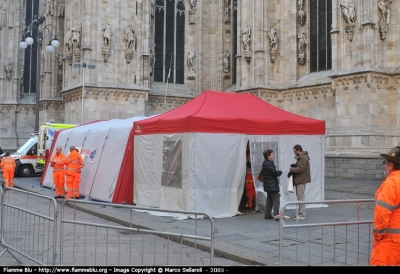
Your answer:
[262,149,282,220]
[289,144,311,220]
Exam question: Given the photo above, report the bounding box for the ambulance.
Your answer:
[36,122,76,171]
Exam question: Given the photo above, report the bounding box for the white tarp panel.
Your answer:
[134,133,324,218]
[89,116,148,201]
[135,133,245,218]
[42,117,147,202]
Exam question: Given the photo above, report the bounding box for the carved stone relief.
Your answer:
[224,0,230,23]
[125,24,135,64]
[0,3,7,29]
[240,26,251,63]
[268,25,278,63]
[223,50,230,79]
[297,32,307,65]
[71,23,81,62]
[378,0,392,40]
[150,44,155,76]
[340,0,356,41]
[46,0,54,17]
[65,26,73,65]
[187,49,196,80]
[58,0,65,17]
[297,0,306,26]
[4,58,13,81]
[189,0,196,24]
[225,29,231,44]
[102,21,112,63]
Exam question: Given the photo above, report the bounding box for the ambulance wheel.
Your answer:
[19,165,34,177]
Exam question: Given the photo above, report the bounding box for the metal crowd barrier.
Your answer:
[60,199,216,266]
[0,186,59,265]
[278,199,375,266]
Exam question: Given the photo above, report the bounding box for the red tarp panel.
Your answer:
[133,90,325,135]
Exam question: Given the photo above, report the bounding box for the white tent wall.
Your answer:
[249,135,325,212]
[134,133,247,218]
[42,117,148,202]
[134,133,324,218]
[88,119,142,202]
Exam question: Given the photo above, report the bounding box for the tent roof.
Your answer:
[134,90,325,135]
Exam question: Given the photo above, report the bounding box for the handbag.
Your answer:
[285,175,294,194]
[256,170,263,182]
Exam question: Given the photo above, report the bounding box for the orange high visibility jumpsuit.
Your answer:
[50,152,67,197]
[370,170,400,266]
[0,156,16,188]
[65,150,84,199]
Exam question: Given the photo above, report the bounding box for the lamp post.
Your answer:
[19,17,59,133]
[73,62,95,125]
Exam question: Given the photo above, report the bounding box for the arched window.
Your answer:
[154,0,185,84]
[310,0,332,72]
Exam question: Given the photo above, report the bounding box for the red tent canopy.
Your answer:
[134,90,325,135]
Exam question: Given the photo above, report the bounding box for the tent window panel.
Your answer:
[251,142,279,188]
[162,141,182,188]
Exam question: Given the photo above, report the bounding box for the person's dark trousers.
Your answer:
[264,191,280,218]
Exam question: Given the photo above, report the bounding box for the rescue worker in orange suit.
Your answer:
[50,146,67,199]
[65,146,84,199]
[245,148,256,208]
[370,146,400,266]
[0,152,16,188]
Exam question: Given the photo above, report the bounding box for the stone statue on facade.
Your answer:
[378,0,392,40]
[150,44,156,76]
[102,21,111,48]
[187,49,196,80]
[189,0,196,10]
[125,24,135,50]
[224,0,230,23]
[187,49,195,72]
[297,0,306,26]
[340,0,355,24]
[8,0,14,28]
[4,58,13,81]
[297,32,307,65]
[102,21,112,62]
[268,25,278,63]
[38,1,46,19]
[58,0,65,17]
[46,0,54,16]
[65,27,73,53]
[223,50,230,73]
[56,52,64,71]
[340,0,356,41]
[71,24,81,62]
[240,26,252,63]
[71,24,81,49]
[125,24,135,64]
[240,26,251,51]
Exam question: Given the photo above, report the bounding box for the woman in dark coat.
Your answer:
[262,149,282,220]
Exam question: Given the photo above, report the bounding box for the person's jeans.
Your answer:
[265,191,280,218]
[295,184,306,217]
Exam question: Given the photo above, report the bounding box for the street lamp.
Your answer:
[73,62,96,124]
[19,17,59,133]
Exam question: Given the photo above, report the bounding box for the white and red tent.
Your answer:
[41,117,149,204]
[132,90,325,218]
